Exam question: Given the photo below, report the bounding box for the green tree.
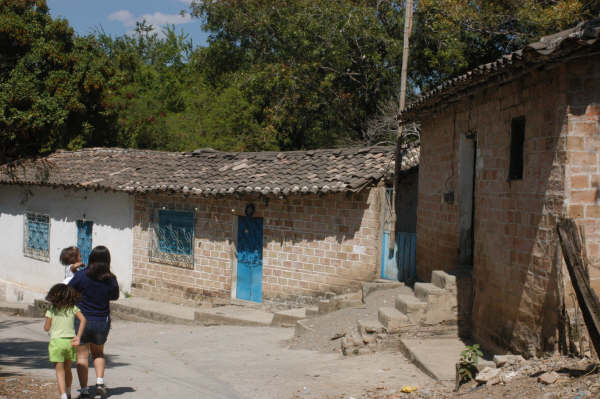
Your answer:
[190,0,407,150]
[98,22,269,152]
[411,0,600,90]
[0,0,119,162]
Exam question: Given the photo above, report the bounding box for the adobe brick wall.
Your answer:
[565,55,600,295]
[417,63,571,355]
[131,188,386,305]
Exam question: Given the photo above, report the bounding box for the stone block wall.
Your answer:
[131,188,385,305]
[416,64,571,355]
[565,55,600,295]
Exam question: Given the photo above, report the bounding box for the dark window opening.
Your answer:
[509,116,525,180]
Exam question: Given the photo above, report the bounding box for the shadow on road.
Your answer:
[0,370,22,377]
[0,318,38,331]
[107,386,136,397]
[0,338,130,370]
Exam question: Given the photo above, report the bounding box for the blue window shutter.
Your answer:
[27,215,49,251]
[158,210,194,255]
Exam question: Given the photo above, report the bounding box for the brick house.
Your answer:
[0,146,418,306]
[402,19,600,355]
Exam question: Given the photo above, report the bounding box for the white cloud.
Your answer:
[142,11,191,27]
[108,9,192,35]
[108,10,136,27]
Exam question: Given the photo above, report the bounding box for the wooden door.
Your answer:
[236,216,263,303]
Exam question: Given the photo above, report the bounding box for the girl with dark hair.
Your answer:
[44,284,87,399]
[68,246,119,398]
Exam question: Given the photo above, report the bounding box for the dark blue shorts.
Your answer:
[75,317,111,345]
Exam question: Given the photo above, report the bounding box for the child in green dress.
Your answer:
[44,284,87,399]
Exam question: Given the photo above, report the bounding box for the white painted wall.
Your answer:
[0,185,134,303]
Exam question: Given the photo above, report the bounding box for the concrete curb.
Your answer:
[0,302,28,317]
[194,308,273,327]
[111,303,198,325]
[397,336,466,383]
[294,319,315,338]
[397,337,441,381]
[271,308,306,327]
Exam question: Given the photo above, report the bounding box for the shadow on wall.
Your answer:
[0,185,132,233]
[422,65,590,356]
[468,79,568,357]
[133,189,389,302]
[138,190,376,248]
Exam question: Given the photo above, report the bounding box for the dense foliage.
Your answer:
[0,0,119,162]
[1,0,599,160]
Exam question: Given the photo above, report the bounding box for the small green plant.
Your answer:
[123,291,132,298]
[455,344,483,391]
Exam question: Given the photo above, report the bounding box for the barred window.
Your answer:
[24,213,50,261]
[150,209,194,269]
[509,116,525,180]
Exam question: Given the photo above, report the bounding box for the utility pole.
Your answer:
[398,0,414,123]
[391,0,415,275]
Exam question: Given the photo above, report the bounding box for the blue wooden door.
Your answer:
[381,188,416,282]
[77,220,93,265]
[381,188,398,280]
[236,216,263,302]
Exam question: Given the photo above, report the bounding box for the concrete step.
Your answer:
[361,280,404,300]
[377,306,412,333]
[195,305,274,327]
[414,282,445,302]
[398,336,467,381]
[305,306,319,317]
[272,308,306,326]
[112,297,197,325]
[432,270,457,291]
[357,319,386,335]
[395,294,427,323]
[0,301,29,316]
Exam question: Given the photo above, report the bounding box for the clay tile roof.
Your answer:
[403,18,600,118]
[0,146,419,195]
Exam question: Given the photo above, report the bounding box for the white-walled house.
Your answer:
[0,146,418,306]
[0,184,134,303]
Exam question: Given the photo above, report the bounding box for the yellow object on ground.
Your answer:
[401,385,418,393]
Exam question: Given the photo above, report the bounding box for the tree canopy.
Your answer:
[0,0,119,162]
[1,0,598,160]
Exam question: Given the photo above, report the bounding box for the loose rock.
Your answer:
[475,367,502,384]
[537,371,560,385]
[493,354,526,367]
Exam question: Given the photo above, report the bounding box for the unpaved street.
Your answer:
[0,315,431,399]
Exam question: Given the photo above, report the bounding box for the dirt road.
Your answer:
[0,314,431,399]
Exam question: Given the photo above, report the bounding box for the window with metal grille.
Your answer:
[157,210,194,255]
[509,116,526,180]
[24,213,50,261]
[150,208,195,269]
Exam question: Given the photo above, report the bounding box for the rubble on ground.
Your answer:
[357,355,600,399]
[0,372,57,399]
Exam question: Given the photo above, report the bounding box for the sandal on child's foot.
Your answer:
[78,389,91,399]
[95,384,107,397]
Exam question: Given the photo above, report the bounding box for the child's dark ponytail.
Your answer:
[46,284,81,309]
[86,246,115,281]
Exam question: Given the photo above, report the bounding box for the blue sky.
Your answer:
[47,0,209,45]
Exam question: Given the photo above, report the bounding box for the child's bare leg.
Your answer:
[64,359,72,391]
[90,344,105,378]
[76,344,90,388]
[55,362,66,395]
